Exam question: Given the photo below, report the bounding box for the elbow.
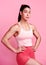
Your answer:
[36,34,41,42]
[39,35,41,42]
[39,33,41,40]
[38,35,41,42]
[1,37,5,43]
[1,37,7,44]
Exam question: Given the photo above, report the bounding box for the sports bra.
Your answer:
[15,22,33,47]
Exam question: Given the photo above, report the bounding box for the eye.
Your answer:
[24,10,27,13]
[23,8,31,14]
[29,11,31,14]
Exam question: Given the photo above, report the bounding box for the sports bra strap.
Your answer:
[18,22,31,31]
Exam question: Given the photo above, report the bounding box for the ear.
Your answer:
[20,11,22,16]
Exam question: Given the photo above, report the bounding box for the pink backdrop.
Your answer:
[0,0,46,65]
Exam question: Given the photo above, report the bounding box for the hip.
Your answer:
[16,46,35,56]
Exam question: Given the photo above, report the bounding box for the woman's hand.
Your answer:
[32,46,36,52]
[16,46,26,53]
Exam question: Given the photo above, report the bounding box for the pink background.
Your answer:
[0,0,46,65]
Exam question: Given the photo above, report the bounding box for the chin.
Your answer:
[24,19,28,21]
[23,17,29,21]
[24,18,29,21]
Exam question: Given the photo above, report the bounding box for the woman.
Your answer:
[1,4,42,65]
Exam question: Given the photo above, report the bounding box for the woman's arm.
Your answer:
[32,25,41,51]
[1,24,19,53]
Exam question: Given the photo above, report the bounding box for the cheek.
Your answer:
[23,13,27,17]
[29,14,31,17]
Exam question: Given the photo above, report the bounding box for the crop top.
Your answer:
[15,22,33,47]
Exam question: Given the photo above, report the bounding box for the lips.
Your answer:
[26,17,29,18]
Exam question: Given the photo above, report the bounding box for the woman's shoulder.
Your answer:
[9,22,20,31]
[11,22,19,27]
[29,23,36,30]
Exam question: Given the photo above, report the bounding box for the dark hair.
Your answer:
[18,4,31,22]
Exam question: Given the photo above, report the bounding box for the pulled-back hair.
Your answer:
[18,4,31,22]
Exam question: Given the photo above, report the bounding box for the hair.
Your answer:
[18,4,31,22]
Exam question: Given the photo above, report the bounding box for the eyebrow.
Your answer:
[24,9,31,13]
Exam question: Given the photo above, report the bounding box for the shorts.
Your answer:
[16,46,35,65]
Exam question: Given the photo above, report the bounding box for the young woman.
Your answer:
[1,4,42,65]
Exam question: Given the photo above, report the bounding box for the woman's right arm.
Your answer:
[1,24,20,53]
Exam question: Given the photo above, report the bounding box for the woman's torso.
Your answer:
[15,22,34,47]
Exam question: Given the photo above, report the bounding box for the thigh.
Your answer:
[16,46,35,65]
[25,58,42,65]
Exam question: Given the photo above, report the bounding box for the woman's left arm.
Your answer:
[32,25,41,51]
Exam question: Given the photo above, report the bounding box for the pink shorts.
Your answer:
[16,46,35,65]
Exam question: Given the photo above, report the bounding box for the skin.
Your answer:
[1,7,42,65]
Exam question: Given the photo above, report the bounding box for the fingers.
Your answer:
[18,46,25,53]
[31,46,36,52]
[21,46,26,50]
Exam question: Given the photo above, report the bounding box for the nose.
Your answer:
[27,13,30,17]
[27,13,29,16]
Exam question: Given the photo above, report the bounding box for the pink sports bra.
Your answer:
[15,22,33,47]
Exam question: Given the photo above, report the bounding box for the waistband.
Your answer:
[21,46,32,48]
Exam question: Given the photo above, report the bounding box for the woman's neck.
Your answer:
[20,18,28,25]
